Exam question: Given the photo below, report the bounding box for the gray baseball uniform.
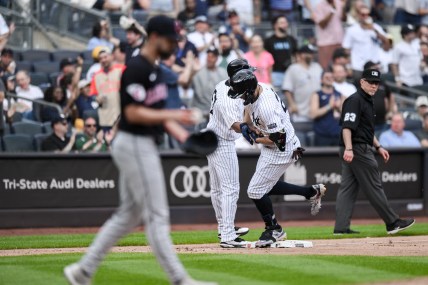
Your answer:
[206,79,244,242]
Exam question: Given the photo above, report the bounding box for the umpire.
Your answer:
[334,68,415,235]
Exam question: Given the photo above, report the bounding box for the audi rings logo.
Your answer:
[170,165,211,198]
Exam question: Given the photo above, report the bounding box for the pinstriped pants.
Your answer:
[79,131,187,284]
[207,138,240,242]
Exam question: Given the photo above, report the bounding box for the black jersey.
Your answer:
[339,89,376,146]
[118,54,167,139]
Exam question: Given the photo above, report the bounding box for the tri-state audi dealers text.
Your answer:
[2,178,115,190]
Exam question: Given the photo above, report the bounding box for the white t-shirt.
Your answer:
[0,14,9,36]
[227,0,254,25]
[187,31,215,67]
[378,49,393,74]
[333,81,357,98]
[86,63,101,82]
[392,39,423,87]
[16,84,44,110]
[342,23,386,71]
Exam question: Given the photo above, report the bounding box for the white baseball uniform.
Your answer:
[245,83,301,199]
[206,79,244,242]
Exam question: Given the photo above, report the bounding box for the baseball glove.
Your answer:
[268,132,286,152]
[181,130,218,156]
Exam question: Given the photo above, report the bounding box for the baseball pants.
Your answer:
[207,138,240,242]
[79,131,187,284]
[335,144,399,231]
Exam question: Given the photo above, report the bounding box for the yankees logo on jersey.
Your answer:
[207,80,244,141]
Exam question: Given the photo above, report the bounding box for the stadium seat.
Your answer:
[16,61,33,72]
[42,121,53,133]
[132,10,149,24]
[404,119,423,131]
[112,26,127,42]
[82,62,92,74]
[34,133,50,151]
[382,72,395,83]
[108,12,123,25]
[29,72,51,87]
[293,121,314,132]
[49,72,61,86]
[295,131,307,146]
[81,50,93,61]
[52,50,81,61]
[20,49,51,62]
[2,134,35,152]
[33,61,60,74]
[12,121,44,136]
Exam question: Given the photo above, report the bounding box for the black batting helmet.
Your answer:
[227,69,258,105]
[226,58,255,78]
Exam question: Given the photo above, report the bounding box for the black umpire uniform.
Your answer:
[334,68,414,234]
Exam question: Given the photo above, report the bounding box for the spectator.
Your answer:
[56,57,78,87]
[282,44,323,122]
[175,27,199,68]
[90,0,133,13]
[132,0,150,10]
[379,113,421,147]
[11,71,44,120]
[345,0,365,25]
[378,34,393,74]
[227,0,255,25]
[264,15,297,93]
[41,85,68,122]
[268,0,298,22]
[416,112,428,147]
[160,52,194,109]
[300,0,321,24]
[418,0,428,25]
[332,63,356,98]
[309,70,344,146]
[244,34,274,85]
[0,14,14,51]
[0,74,5,134]
[148,0,180,18]
[72,79,98,119]
[393,0,420,25]
[313,0,345,70]
[0,48,16,78]
[414,96,428,121]
[112,43,126,65]
[86,20,118,52]
[216,32,242,69]
[119,15,146,63]
[41,114,76,152]
[417,24,428,42]
[90,48,125,131]
[342,4,388,79]
[219,10,253,52]
[376,0,396,24]
[363,61,396,133]
[178,0,199,24]
[86,46,106,82]
[191,47,227,119]
[332,47,353,79]
[187,16,215,67]
[75,116,113,152]
[2,74,14,116]
[421,42,428,84]
[391,24,423,88]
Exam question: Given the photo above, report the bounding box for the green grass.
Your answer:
[0,222,427,250]
[0,253,427,285]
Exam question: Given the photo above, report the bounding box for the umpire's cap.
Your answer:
[228,69,258,99]
[361,68,381,82]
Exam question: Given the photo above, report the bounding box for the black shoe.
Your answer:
[220,237,248,248]
[386,218,415,235]
[255,226,286,248]
[218,226,250,239]
[333,229,360,235]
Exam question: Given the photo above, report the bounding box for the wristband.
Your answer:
[345,149,353,151]
[375,145,382,150]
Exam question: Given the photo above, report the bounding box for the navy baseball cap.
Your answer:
[362,68,381,82]
[146,15,180,40]
[51,114,67,127]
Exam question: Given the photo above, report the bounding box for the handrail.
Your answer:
[384,80,428,99]
[5,91,64,116]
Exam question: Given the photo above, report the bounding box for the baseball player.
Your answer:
[228,69,326,247]
[206,58,254,248]
[64,15,216,285]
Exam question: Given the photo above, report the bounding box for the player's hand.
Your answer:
[378,147,389,163]
[240,123,258,145]
[174,109,198,125]
[343,149,353,163]
[292,147,305,160]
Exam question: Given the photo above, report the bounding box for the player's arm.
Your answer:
[373,135,389,163]
[124,104,195,126]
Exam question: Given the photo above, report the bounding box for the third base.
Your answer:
[246,240,313,248]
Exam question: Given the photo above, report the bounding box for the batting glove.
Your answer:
[240,123,258,145]
[292,147,306,160]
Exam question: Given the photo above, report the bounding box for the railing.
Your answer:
[4,91,63,117]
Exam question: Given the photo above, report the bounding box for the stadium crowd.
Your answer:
[1,0,428,152]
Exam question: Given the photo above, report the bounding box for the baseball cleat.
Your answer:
[64,263,91,285]
[386,218,415,235]
[309,184,327,216]
[178,276,218,285]
[333,229,360,235]
[217,226,250,239]
[255,226,287,248]
[220,237,248,248]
